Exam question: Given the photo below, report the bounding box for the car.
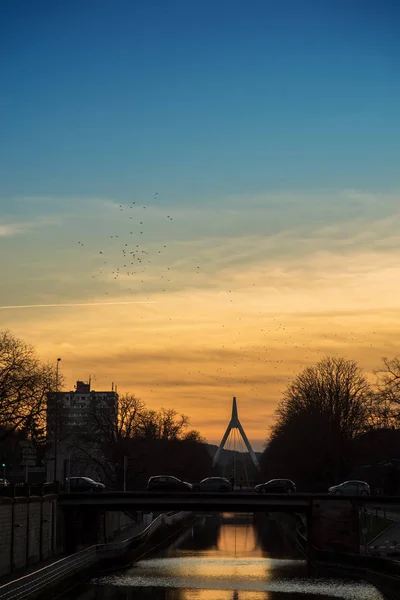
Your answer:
[254,479,296,494]
[198,477,233,492]
[328,480,370,496]
[64,477,105,492]
[146,475,192,492]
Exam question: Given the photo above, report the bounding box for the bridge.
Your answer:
[59,491,400,513]
[57,491,400,567]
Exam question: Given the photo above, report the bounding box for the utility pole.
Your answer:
[123,455,128,491]
[53,358,61,482]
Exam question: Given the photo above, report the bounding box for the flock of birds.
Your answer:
[77,193,182,293]
[75,193,388,404]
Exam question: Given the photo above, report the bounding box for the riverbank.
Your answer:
[272,511,400,600]
[0,512,193,600]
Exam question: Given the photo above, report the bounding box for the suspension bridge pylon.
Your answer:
[212,396,260,470]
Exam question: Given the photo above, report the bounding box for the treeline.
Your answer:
[74,393,213,487]
[3,328,400,493]
[0,329,213,486]
[260,356,400,493]
[0,329,59,445]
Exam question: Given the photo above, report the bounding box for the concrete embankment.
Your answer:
[0,492,59,578]
[266,512,305,556]
[316,562,400,600]
[0,511,194,600]
[272,512,400,600]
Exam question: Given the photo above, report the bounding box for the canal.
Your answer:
[63,513,384,599]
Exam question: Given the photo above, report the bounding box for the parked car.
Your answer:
[198,477,233,492]
[64,477,105,492]
[146,475,192,492]
[328,480,370,496]
[0,478,9,487]
[254,479,296,494]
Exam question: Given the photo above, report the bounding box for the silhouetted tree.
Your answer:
[73,395,207,487]
[375,356,400,424]
[0,330,61,443]
[182,429,206,443]
[127,436,213,486]
[261,356,373,489]
[89,392,145,444]
[71,393,145,485]
[136,408,190,440]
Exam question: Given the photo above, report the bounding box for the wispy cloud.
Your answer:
[2,188,400,443]
[2,190,400,315]
[0,300,157,311]
[0,216,62,237]
[0,222,29,237]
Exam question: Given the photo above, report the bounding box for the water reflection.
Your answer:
[96,555,381,599]
[69,513,384,600]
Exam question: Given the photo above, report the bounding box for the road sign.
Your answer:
[20,440,37,467]
[21,459,36,467]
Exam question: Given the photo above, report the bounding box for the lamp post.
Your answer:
[53,358,61,482]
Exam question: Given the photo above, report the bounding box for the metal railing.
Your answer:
[0,482,59,499]
[0,546,97,600]
[0,511,191,600]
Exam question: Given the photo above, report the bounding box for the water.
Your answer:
[65,513,384,599]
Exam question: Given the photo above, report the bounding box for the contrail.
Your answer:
[0,300,157,310]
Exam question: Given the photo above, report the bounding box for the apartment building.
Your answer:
[46,380,118,482]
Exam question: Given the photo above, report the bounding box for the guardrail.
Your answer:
[95,511,191,557]
[0,511,191,600]
[0,482,59,499]
[0,546,97,600]
[313,548,400,577]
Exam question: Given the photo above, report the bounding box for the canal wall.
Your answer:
[267,512,305,556]
[272,509,400,599]
[0,494,138,579]
[104,510,137,541]
[315,559,400,600]
[0,511,193,600]
[0,494,60,577]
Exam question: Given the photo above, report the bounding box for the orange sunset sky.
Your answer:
[2,190,400,450]
[1,3,399,450]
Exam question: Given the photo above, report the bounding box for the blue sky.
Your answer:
[1,1,400,445]
[1,0,399,206]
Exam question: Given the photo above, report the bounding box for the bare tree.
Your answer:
[85,392,145,445]
[263,356,373,487]
[182,429,206,443]
[71,393,145,484]
[71,393,206,487]
[0,330,61,443]
[374,356,400,423]
[276,356,371,440]
[136,408,190,440]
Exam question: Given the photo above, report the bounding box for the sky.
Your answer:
[1,0,399,450]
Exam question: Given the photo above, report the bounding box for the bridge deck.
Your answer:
[58,492,400,513]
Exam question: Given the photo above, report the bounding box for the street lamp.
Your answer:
[53,358,61,482]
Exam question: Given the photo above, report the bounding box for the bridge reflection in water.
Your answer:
[68,513,384,600]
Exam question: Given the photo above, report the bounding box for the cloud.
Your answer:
[2,188,400,443]
[0,222,30,237]
[0,300,157,311]
[0,216,62,237]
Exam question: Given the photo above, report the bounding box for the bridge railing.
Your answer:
[0,511,191,600]
[96,511,191,557]
[0,482,59,499]
[0,545,98,600]
[96,512,165,556]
